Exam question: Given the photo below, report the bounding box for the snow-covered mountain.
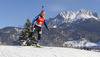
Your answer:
[46,9,100,28]
[60,9,99,20]
[63,38,100,48]
[0,46,100,57]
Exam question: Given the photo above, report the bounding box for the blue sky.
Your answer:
[0,0,100,29]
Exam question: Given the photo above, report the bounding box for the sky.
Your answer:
[0,0,100,29]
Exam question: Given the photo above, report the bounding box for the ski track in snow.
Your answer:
[0,46,100,57]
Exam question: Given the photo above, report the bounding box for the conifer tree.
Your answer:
[19,18,32,40]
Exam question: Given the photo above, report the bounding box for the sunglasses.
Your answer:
[42,13,45,15]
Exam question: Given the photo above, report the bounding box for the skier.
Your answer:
[27,10,50,47]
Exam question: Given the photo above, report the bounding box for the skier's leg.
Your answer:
[36,29,42,47]
[37,29,42,41]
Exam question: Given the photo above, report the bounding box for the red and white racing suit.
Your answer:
[29,14,49,40]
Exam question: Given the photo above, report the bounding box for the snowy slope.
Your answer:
[63,38,99,48]
[0,46,100,57]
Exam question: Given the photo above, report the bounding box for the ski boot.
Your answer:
[36,40,41,48]
[26,38,30,40]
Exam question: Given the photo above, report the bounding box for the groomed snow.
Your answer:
[0,46,100,57]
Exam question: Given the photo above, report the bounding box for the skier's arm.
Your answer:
[32,16,39,25]
[44,20,50,31]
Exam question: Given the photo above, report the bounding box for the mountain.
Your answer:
[0,27,22,45]
[63,38,100,48]
[42,9,100,46]
[46,9,100,28]
[0,46,100,57]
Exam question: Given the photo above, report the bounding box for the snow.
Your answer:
[10,35,15,38]
[14,28,19,31]
[6,31,10,33]
[53,25,57,28]
[0,46,100,57]
[63,38,99,48]
[75,9,98,20]
[59,9,99,23]
[60,11,76,19]
[3,31,10,33]
[47,9,100,28]
[14,28,23,33]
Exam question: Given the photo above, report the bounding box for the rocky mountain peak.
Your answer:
[56,9,99,22]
